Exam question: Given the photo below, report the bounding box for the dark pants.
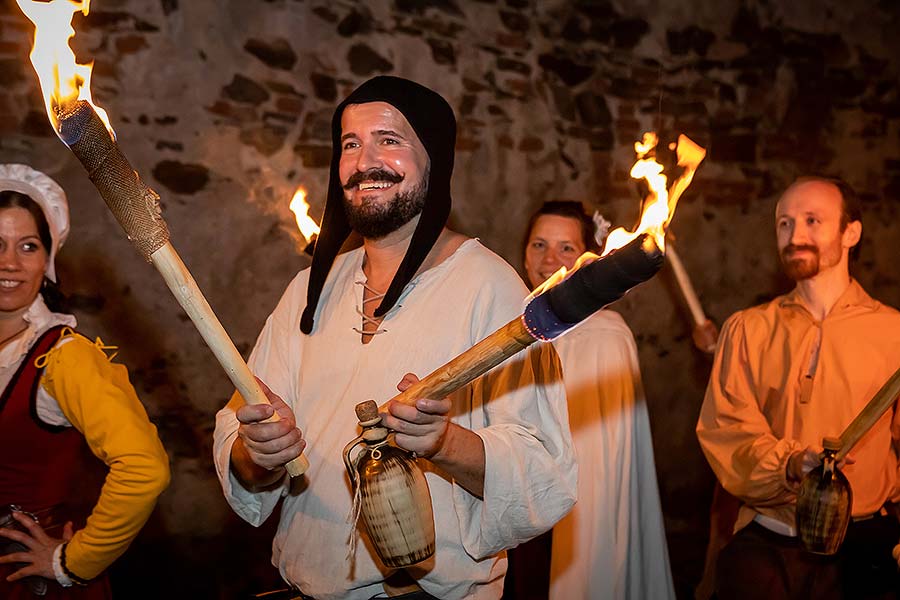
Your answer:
[502,530,551,600]
[716,517,900,600]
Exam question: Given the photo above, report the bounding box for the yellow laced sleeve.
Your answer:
[37,331,170,580]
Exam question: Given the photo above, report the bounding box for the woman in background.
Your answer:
[506,201,675,600]
[0,164,170,598]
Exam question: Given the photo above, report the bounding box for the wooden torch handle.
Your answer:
[380,316,537,411]
[666,242,707,327]
[666,240,718,354]
[150,242,309,476]
[836,365,900,462]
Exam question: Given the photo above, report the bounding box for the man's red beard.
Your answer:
[781,244,820,281]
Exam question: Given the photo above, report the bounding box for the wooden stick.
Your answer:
[379,234,666,410]
[666,242,706,327]
[380,316,536,410]
[665,240,717,354]
[835,365,900,461]
[151,243,309,476]
[54,101,308,476]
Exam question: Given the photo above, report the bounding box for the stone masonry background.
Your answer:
[1,0,899,597]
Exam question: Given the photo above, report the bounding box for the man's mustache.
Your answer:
[343,169,404,190]
[782,244,819,259]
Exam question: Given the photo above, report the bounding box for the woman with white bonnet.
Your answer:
[0,164,169,599]
[505,201,675,600]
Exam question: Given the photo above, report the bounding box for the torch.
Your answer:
[16,0,308,476]
[288,186,320,256]
[381,234,663,410]
[385,132,706,411]
[626,134,717,354]
[393,138,710,402]
[343,133,705,568]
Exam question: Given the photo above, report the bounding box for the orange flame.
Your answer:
[601,133,706,256]
[527,132,705,300]
[288,187,320,242]
[16,0,115,139]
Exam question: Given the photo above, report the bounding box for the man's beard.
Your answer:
[781,240,842,281]
[343,172,428,240]
[781,244,821,280]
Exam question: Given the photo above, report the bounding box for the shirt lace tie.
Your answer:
[353,281,388,336]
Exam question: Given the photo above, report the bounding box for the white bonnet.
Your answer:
[0,164,69,282]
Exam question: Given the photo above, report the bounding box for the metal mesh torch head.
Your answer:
[57,100,169,260]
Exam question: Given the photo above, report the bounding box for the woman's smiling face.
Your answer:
[0,206,48,314]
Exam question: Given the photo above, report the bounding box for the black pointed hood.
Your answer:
[300,76,456,334]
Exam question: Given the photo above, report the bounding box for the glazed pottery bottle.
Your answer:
[796,437,853,555]
[343,400,435,567]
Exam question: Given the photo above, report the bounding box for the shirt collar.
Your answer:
[356,238,480,316]
[0,296,77,369]
[779,278,876,314]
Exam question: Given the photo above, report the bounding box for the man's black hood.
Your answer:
[300,76,457,334]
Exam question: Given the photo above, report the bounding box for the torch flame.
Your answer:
[527,132,705,301]
[16,0,115,139]
[601,133,706,256]
[288,186,321,242]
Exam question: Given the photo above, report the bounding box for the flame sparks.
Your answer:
[16,0,114,139]
[601,133,706,256]
[288,186,321,242]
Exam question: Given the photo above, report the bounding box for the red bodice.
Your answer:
[0,326,111,599]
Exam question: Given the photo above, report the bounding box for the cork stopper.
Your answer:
[822,437,842,452]
[354,400,387,441]
[355,400,379,422]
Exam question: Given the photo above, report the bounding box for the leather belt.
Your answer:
[851,506,888,523]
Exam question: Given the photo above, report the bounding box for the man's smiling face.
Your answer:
[338,102,430,240]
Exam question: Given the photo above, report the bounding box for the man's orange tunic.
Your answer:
[697,279,900,534]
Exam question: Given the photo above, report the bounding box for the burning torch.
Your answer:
[343,133,706,568]
[377,133,706,438]
[288,186,319,256]
[615,133,716,353]
[664,135,717,353]
[16,0,308,476]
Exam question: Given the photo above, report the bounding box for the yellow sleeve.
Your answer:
[696,314,801,506]
[40,334,171,580]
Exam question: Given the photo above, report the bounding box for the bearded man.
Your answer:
[212,76,576,600]
[696,177,900,600]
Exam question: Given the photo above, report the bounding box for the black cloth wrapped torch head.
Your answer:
[523,234,664,340]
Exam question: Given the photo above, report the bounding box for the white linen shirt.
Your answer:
[213,239,576,600]
[548,311,675,600]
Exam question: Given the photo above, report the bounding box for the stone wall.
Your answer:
[1,0,899,597]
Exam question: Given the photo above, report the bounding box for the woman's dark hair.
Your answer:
[0,190,68,312]
[524,200,599,254]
